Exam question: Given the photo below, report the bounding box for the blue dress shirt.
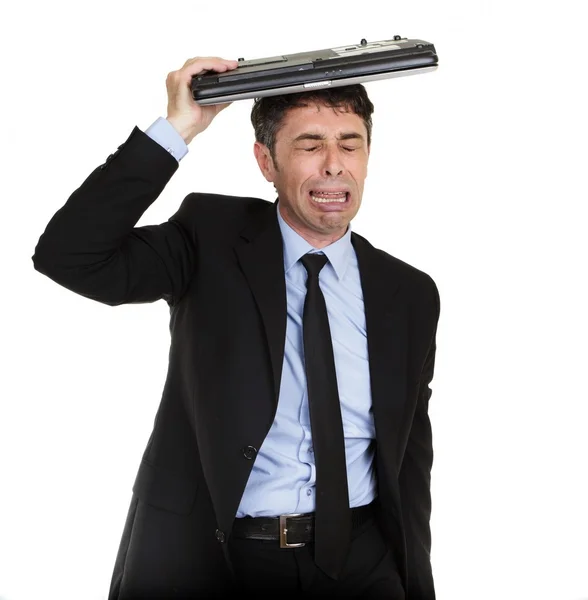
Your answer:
[143,117,377,517]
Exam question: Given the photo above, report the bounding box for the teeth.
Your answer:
[311,192,347,203]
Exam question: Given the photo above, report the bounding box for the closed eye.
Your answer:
[302,147,358,152]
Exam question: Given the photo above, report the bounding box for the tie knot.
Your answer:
[301,253,328,279]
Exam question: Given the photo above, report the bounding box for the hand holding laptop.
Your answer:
[166,56,238,145]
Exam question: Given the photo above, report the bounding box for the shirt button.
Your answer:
[307,488,312,496]
[309,446,313,453]
[242,445,257,460]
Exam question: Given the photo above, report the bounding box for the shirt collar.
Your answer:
[275,198,353,281]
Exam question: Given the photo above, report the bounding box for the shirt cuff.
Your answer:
[144,116,189,162]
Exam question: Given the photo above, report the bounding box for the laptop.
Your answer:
[191,35,438,105]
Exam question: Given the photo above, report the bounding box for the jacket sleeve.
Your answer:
[31,126,196,308]
[398,279,440,600]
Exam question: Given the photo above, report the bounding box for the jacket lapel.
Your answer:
[352,233,408,459]
[234,200,288,406]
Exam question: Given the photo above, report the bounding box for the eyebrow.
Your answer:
[292,132,364,143]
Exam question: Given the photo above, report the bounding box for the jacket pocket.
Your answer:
[132,459,199,516]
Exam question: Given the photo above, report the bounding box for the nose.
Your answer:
[325,165,344,176]
[322,146,345,177]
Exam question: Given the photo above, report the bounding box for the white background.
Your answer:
[1,1,587,599]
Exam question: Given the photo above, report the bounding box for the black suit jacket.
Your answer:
[32,126,440,599]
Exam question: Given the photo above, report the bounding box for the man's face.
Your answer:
[254,102,370,247]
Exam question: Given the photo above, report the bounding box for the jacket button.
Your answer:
[215,529,225,543]
[242,445,257,460]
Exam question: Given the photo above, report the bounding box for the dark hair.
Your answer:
[250,84,374,170]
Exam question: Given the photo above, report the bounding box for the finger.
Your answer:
[214,101,233,114]
[185,62,237,86]
[184,56,239,72]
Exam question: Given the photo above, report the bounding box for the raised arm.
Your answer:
[31,56,238,307]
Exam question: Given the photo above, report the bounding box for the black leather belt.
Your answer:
[231,502,376,548]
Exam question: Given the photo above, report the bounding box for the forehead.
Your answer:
[278,102,366,141]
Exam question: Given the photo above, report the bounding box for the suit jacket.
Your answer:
[32,126,441,599]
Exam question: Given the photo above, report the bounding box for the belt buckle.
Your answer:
[279,513,306,548]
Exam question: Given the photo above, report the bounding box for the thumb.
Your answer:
[214,101,233,115]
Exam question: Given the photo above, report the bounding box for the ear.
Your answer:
[253,142,276,183]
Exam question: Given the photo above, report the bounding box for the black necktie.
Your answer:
[300,252,351,580]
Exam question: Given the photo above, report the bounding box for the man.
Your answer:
[32,56,440,599]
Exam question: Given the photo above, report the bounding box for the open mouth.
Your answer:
[308,190,350,205]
